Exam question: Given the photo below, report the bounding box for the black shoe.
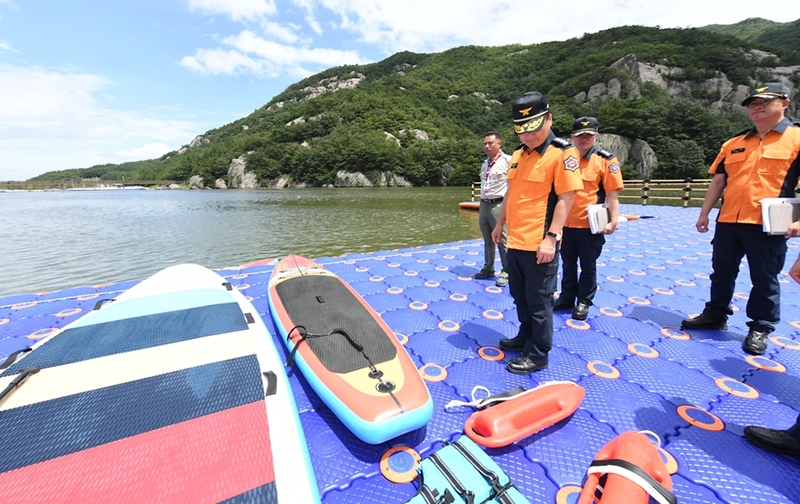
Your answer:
[506,355,548,375]
[572,301,590,321]
[553,298,575,311]
[474,268,495,279]
[499,336,525,352]
[681,312,727,330]
[744,425,800,456]
[743,328,769,355]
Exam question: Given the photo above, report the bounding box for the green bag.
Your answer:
[406,436,531,504]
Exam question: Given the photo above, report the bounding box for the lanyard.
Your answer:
[485,151,504,179]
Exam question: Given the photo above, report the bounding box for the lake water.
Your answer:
[0,187,480,297]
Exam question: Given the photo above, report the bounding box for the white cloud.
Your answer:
[0,65,200,180]
[188,0,277,21]
[181,30,368,76]
[0,40,15,52]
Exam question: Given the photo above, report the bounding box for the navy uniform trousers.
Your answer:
[559,227,605,305]
[705,222,787,332]
[506,248,559,359]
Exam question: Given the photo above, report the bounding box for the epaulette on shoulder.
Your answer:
[514,143,527,152]
[595,148,615,159]
[734,127,751,137]
[551,137,572,149]
[793,121,800,128]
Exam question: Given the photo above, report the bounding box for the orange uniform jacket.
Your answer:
[565,146,625,228]
[505,135,584,251]
[711,119,800,224]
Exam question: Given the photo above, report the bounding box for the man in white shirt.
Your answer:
[475,131,511,287]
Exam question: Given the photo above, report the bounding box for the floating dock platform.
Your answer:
[2,204,800,503]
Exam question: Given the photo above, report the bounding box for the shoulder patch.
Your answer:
[551,137,572,150]
[563,155,579,172]
[608,162,621,174]
[596,148,614,159]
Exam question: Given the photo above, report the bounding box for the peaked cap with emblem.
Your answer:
[741,82,791,106]
[512,92,550,133]
[572,116,599,136]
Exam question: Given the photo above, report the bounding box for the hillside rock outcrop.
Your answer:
[228,156,259,189]
[335,170,412,187]
[188,175,204,189]
[595,134,657,179]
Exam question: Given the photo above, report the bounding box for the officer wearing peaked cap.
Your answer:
[490,91,583,375]
[682,82,800,354]
[554,117,624,322]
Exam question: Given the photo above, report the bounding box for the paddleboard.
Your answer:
[0,263,319,504]
[268,255,433,444]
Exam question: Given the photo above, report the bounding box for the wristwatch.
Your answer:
[546,231,561,241]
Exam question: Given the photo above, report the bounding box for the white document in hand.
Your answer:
[587,204,610,234]
[760,198,800,235]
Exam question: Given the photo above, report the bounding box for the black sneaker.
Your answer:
[506,355,548,375]
[553,298,575,311]
[742,328,768,355]
[572,301,590,321]
[681,312,727,330]
[474,269,495,279]
[744,425,800,456]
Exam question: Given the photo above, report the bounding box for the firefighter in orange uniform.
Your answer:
[681,82,800,359]
[554,117,624,321]
[491,91,584,375]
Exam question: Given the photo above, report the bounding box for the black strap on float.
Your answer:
[449,440,517,504]
[262,371,277,396]
[93,298,115,311]
[588,458,677,504]
[0,367,40,406]
[0,348,31,370]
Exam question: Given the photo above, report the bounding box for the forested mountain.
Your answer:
[701,17,800,54]
[33,23,800,187]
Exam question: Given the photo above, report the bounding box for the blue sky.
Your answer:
[1,0,799,181]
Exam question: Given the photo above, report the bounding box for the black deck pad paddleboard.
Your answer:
[276,275,396,374]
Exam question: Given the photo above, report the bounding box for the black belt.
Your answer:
[481,197,503,204]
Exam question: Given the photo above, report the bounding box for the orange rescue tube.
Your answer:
[577,431,675,504]
[464,382,585,448]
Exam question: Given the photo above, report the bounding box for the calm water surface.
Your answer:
[0,187,480,297]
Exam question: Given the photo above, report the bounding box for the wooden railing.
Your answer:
[471,178,715,207]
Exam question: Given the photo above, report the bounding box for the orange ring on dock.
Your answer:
[77,293,100,301]
[556,486,582,504]
[588,361,620,379]
[56,307,83,318]
[567,319,591,330]
[443,255,456,259]
[606,276,625,283]
[387,287,404,294]
[628,343,659,358]
[246,295,254,302]
[677,405,724,431]
[600,307,623,317]
[404,271,418,277]
[649,265,666,270]
[435,266,449,271]
[28,327,59,340]
[424,280,440,288]
[232,274,248,280]
[610,257,626,262]
[438,320,460,332]
[628,297,651,305]
[236,283,251,291]
[344,260,356,264]
[0,318,9,326]
[661,328,690,340]
[388,262,401,268]
[450,293,467,302]
[667,260,683,265]
[629,253,644,258]
[380,446,421,483]
[420,363,448,382]
[395,333,409,345]
[485,286,503,294]
[464,261,477,267]
[355,267,369,273]
[733,292,749,300]
[416,258,429,264]
[467,251,479,256]
[790,321,800,330]
[653,287,675,295]
[715,377,759,399]
[675,280,696,287]
[770,336,800,350]
[458,275,473,281]
[12,302,38,310]
[369,276,385,282]
[745,355,786,373]
[483,309,503,320]
[629,270,646,276]
[409,301,428,311]
[657,446,679,475]
[478,346,505,361]
[694,273,709,279]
